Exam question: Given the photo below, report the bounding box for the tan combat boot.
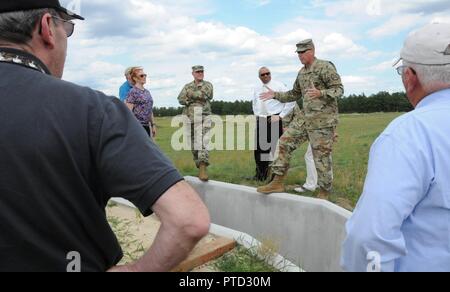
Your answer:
[317,189,330,201]
[257,175,286,194]
[198,163,209,182]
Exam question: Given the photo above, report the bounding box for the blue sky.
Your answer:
[61,0,450,107]
[201,1,311,33]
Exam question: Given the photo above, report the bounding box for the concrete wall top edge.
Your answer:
[185,176,353,219]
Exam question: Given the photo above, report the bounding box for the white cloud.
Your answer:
[272,17,372,60]
[321,33,366,55]
[342,75,378,93]
[276,28,312,45]
[343,75,375,84]
[323,0,377,18]
[60,0,413,107]
[212,77,237,87]
[64,1,285,105]
[430,15,450,24]
[367,58,399,72]
[323,0,450,18]
[368,14,424,38]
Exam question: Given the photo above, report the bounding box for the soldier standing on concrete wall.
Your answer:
[178,66,214,182]
[258,39,344,200]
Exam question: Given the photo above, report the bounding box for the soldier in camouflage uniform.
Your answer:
[269,105,307,176]
[178,66,214,181]
[257,39,344,200]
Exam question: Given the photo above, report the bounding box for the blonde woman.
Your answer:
[125,67,156,138]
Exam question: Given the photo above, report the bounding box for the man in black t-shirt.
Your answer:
[0,0,210,272]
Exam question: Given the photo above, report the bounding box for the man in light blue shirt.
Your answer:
[119,67,134,102]
[341,23,450,272]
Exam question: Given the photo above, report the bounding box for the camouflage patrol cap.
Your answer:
[296,39,315,53]
[192,65,204,72]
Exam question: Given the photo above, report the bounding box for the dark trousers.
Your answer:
[255,115,283,181]
[143,125,154,140]
[143,125,151,137]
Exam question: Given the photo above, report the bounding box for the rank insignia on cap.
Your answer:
[445,44,450,55]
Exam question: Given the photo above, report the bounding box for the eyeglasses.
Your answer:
[396,66,416,76]
[51,15,75,38]
[139,74,147,78]
[260,72,271,77]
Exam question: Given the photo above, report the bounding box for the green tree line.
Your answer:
[338,92,413,113]
[153,91,413,117]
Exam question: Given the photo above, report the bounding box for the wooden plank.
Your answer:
[172,236,236,272]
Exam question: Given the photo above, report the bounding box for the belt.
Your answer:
[257,112,281,118]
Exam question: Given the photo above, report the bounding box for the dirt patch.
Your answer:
[107,203,234,271]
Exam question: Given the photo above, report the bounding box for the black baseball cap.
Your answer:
[0,0,84,20]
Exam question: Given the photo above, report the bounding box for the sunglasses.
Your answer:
[139,74,147,78]
[298,50,311,55]
[51,15,75,38]
[260,72,271,77]
[195,71,204,74]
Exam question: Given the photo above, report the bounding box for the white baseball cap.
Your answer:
[394,23,450,66]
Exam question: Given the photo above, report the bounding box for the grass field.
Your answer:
[153,112,403,210]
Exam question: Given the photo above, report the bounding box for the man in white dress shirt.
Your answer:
[252,67,297,181]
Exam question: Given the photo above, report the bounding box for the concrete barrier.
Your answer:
[186,176,352,272]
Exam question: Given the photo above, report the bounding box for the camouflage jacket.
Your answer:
[275,58,344,130]
[178,80,214,116]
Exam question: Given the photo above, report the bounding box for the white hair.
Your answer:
[404,61,450,93]
[259,67,270,74]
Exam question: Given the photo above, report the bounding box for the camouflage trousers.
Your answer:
[271,118,335,192]
[186,115,212,168]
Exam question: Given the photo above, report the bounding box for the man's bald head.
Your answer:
[259,67,272,85]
